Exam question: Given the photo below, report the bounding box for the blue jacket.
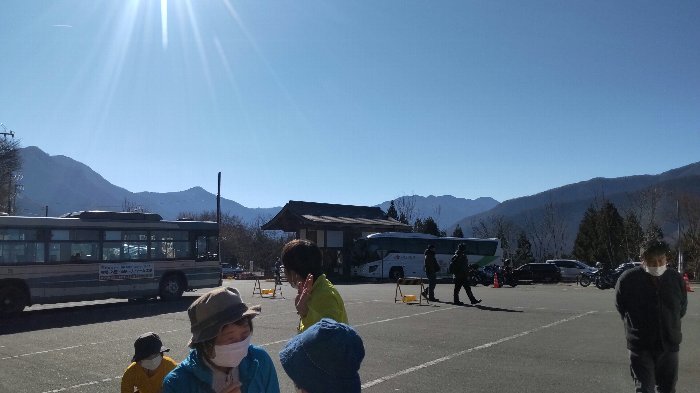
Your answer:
[162,345,280,393]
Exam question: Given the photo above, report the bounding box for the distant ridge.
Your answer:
[16,146,282,221]
[375,195,499,230]
[453,161,700,250]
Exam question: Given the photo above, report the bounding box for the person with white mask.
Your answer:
[121,332,177,393]
[162,287,280,393]
[615,239,688,393]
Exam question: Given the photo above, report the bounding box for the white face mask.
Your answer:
[139,355,162,371]
[644,265,667,277]
[211,336,251,368]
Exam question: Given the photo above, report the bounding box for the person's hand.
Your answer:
[295,274,314,317]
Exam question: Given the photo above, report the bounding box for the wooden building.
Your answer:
[261,200,411,277]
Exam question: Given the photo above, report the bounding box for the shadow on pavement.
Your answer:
[472,304,523,313]
[0,296,197,335]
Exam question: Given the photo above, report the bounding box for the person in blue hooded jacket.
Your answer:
[162,287,280,393]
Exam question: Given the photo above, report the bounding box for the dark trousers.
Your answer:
[426,272,437,299]
[453,275,477,303]
[629,349,679,393]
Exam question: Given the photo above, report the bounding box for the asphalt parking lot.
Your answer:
[1,280,698,393]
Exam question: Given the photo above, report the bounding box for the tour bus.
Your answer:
[351,232,503,280]
[0,211,221,314]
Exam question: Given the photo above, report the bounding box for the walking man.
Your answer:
[451,243,481,305]
[422,244,440,301]
[615,239,687,393]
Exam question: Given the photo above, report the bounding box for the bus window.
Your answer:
[103,230,148,261]
[151,231,190,259]
[196,234,218,261]
[49,229,100,262]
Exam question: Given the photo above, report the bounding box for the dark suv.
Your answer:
[514,263,562,283]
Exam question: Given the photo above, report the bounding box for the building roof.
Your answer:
[261,201,411,232]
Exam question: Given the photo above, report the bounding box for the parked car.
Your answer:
[546,259,596,281]
[221,263,245,279]
[514,263,562,283]
[616,261,642,273]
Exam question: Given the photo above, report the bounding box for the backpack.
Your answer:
[448,254,458,274]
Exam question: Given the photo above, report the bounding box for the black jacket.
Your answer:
[424,249,440,274]
[615,267,687,352]
[450,251,469,278]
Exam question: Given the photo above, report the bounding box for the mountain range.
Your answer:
[14,146,700,249]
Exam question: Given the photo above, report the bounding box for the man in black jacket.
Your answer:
[422,244,440,301]
[615,239,687,393]
[451,243,481,305]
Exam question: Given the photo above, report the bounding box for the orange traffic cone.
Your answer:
[493,272,501,288]
[683,273,694,292]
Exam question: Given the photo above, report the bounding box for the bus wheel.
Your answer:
[0,285,28,314]
[159,275,185,301]
[389,267,404,281]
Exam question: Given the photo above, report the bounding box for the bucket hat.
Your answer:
[132,332,169,362]
[187,287,260,346]
[279,318,365,393]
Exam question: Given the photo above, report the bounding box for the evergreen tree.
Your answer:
[573,205,599,263]
[421,216,441,237]
[398,212,409,225]
[598,201,626,267]
[572,201,626,267]
[513,231,534,266]
[413,218,424,233]
[387,200,398,220]
[452,224,464,238]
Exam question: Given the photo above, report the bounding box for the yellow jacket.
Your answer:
[121,355,177,393]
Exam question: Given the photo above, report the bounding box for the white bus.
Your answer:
[0,211,221,314]
[351,232,503,280]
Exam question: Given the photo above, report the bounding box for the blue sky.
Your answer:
[1,1,698,208]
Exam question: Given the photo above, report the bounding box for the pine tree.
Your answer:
[452,224,464,238]
[422,216,440,237]
[387,200,398,220]
[513,231,534,266]
[573,205,599,263]
[413,218,424,233]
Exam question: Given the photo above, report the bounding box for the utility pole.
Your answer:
[0,123,15,139]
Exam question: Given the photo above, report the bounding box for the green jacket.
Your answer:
[298,274,348,332]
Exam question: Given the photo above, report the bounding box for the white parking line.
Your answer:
[40,376,121,393]
[35,307,593,393]
[360,311,596,389]
[2,300,385,361]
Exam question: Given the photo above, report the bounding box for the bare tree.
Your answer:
[395,196,419,227]
[523,198,569,261]
[626,186,667,236]
[471,215,517,260]
[0,136,21,214]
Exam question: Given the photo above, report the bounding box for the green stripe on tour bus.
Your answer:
[473,255,497,267]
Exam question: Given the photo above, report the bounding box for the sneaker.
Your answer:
[471,299,482,305]
[429,297,440,302]
[453,300,465,305]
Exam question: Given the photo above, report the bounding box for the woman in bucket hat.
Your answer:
[121,332,177,393]
[162,287,280,393]
[279,318,365,393]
